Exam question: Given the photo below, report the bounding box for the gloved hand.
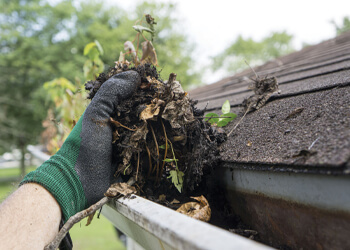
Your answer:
[21,71,140,222]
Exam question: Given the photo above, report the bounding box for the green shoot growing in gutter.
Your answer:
[160,140,184,193]
[204,100,237,127]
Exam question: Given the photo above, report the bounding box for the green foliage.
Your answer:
[83,40,104,80]
[161,141,184,193]
[205,100,237,127]
[168,169,184,193]
[212,31,294,73]
[332,16,350,35]
[0,0,199,155]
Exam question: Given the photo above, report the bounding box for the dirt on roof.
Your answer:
[190,31,350,172]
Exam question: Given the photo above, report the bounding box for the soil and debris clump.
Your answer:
[85,63,225,204]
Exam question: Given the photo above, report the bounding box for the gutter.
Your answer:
[27,145,272,249]
[102,195,272,250]
[218,165,350,249]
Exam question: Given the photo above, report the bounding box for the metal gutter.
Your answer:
[218,166,350,249]
[27,145,272,249]
[102,195,272,250]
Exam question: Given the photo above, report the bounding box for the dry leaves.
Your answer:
[104,182,137,197]
[176,195,211,222]
[141,41,158,65]
[244,76,280,113]
[161,80,194,129]
[120,122,148,171]
[140,104,160,121]
[86,212,95,226]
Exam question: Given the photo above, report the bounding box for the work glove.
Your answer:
[21,71,140,222]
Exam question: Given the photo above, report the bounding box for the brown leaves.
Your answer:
[141,41,158,66]
[244,76,280,113]
[104,182,137,197]
[161,79,195,129]
[140,104,160,121]
[176,195,211,222]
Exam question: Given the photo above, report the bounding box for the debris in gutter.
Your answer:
[104,182,137,197]
[176,195,211,222]
[228,73,280,136]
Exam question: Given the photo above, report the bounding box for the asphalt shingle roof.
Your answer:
[190,31,350,172]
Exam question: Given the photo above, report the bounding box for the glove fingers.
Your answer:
[76,71,140,205]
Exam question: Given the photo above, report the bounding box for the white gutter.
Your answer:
[27,144,273,249]
[102,195,272,250]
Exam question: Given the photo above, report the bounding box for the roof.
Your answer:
[190,31,350,172]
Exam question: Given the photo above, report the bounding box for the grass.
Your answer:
[0,166,36,178]
[70,216,125,250]
[0,166,125,250]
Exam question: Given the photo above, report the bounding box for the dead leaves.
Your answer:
[141,41,158,66]
[140,104,160,121]
[176,195,211,222]
[244,76,280,113]
[161,80,195,129]
[104,182,137,197]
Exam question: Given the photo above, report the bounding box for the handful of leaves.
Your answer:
[86,15,224,196]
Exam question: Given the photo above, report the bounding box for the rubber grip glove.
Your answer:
[21,71,140,222]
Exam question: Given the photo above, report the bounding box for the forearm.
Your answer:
[0,183,61,249]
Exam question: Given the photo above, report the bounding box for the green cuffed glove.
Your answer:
[21,71,140,222]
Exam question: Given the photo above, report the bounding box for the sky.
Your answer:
[116,0,350,84]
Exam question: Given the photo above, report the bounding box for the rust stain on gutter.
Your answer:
[226,190,350,250]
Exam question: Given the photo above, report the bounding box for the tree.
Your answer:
[332,16,350,35]
[212,31,294,74]
[0,0,199,175]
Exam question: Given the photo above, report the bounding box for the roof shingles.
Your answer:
[190,31,350,170]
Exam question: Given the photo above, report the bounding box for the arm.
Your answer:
[0,71,140,249]
[0,183,61,249]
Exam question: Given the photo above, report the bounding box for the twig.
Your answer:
[136,151,140,181]
[308,137,320,150]
[196,116,234,119]
[227,109,249,137]
[135,33,140,66]
[149,123,160,179]
[160,119,168,182]
[44,197,109,250]
[245,60,258,79]
[110,118,136,131]
[145,144,152,177]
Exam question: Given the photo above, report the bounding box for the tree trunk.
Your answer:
[20,143,26,178]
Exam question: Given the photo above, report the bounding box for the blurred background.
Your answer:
[0,0,349,249]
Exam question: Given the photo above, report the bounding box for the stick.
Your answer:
[149,123,160,179]
[145,144,152,177]
[227,109,249,137]
[136,151,140,181]
[110,118,136,131]
[44,197,109,250]
[160,119,168,182]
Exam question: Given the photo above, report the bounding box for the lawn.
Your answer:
[0,167,125,250]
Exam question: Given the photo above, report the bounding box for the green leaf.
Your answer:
[217,120,228,127]
[204,113,219,124]
[222,100,230,114]
[217,113,237,127]
[88,47,100,61]
[168,169,184,193]
[94,40,104,55]
[84,42,96,56]
[163,158,175,162]
[221,112,237,122]
[133,25,154,34]
[159,144,166,150]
